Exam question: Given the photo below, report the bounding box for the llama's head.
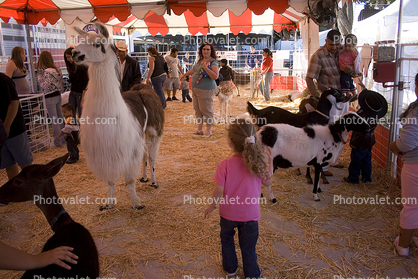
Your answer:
[72,23,116,64]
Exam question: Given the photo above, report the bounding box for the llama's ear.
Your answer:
[110,44,117,53]
[95,23,109,39]
[74,27,87,36]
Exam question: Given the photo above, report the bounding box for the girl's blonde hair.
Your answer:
[37,51,61,75]
[228,119,270,179]
[11,46,26,73]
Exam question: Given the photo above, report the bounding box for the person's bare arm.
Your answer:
[204,183,224,219]
[177,64,183,76]
[180,69,194,81]
[306,77,318,97]
[389,141,403,157]
[146,57,155,84]
[0,241,78,271]
[5,61,16,78]
[3,100,19,136]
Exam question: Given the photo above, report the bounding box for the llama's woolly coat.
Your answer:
[80,51,145,182]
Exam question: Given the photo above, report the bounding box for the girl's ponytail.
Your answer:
[228,119,269,179]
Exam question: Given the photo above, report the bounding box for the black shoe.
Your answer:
[187,97,193,102]
[66,158,78,164]
[182,99,186,103]
[344,177,359,184]
[172,96,178,101]
[166,97,172,101]
[361,178,372,183]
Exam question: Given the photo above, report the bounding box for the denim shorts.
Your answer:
[0,131,33,169]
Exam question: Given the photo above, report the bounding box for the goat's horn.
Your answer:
[327,95,342,110]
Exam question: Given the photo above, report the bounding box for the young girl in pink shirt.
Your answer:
[339,34,365,100]
[205,119,273,278]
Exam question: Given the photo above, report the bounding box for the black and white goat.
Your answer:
[248,88,346,186]
[257,112,370,201]
[247,88,345,128]
[0,154,99,278]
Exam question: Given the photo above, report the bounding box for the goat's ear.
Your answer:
[42,154,69,179]
[95,23,109,39]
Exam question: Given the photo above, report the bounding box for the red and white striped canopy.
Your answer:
[107,7,304,36]
[0,0,305,25]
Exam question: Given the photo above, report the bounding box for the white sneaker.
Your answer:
[225,271,236,277]
[394,236,409,257]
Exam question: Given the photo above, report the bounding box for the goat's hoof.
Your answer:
[322,180,329,185]
[295,169,302,176]
[260,193,264,198]
[99,205,114,211]
[139,178,148,183]
[271,198,277,203]
[133,205,145,210]
[318,188,322,193]
[149,183,158,189]
[313,194,320,201]
[306,179,313,184]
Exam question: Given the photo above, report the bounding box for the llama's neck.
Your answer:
[84,54,125,115]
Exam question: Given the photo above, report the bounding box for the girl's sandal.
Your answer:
[202,132,212,138]
[193,131,204,135]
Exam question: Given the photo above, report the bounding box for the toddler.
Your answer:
[59,103,80,164]
[344,90,388,184]
[181,76,192,103]
[339,34,365,101]
[205,118,272,278]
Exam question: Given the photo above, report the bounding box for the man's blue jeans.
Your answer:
[220,217,260,278]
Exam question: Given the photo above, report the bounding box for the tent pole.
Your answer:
[386,0,404,176]
[24,12,37,93]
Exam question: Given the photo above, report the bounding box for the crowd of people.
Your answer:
[0,30,417,277]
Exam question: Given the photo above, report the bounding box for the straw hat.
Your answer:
[116,41,128,51]
[358,89,388,119]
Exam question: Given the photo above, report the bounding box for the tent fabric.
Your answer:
[0,0,295,25]
[107,7,304,36]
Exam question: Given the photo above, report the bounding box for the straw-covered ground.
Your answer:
[1,86,417,279]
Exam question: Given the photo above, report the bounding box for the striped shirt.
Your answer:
[307,45,341,92]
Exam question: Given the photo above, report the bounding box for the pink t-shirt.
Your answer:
[213,154,262,222]
[339,49,358,71]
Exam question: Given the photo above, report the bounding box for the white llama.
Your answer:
[72,23,164,210]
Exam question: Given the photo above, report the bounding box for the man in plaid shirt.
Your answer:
[306,29,349,176]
